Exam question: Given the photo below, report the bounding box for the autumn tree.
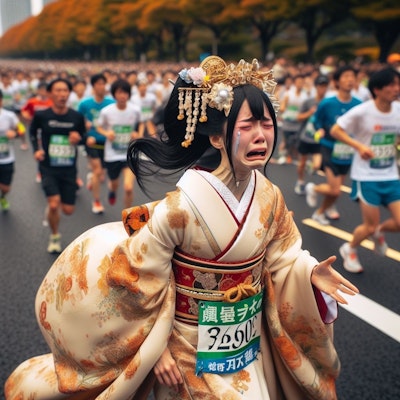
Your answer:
[228,0,291,60]
[289,0,350,62]
[133,0,192,62]
[182,0,240,56]
[107,0,150,61]
[350,0,400,62]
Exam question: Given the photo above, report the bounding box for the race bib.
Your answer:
[0,135,10,159]
[112,125,131,151]
[304,119,317,141]
[91,109,100,128]
[48,135,75,166]
[283,105,299,122]
[331,141,354,164]
[141,105,153,121]
[370,132,396,169]
[196,290,263,376]
[2,93,14,109]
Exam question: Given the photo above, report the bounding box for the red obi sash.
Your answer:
[172,249,265,325]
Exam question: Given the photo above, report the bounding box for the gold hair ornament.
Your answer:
[177,56,279,148]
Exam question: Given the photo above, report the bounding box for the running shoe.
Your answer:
[0,197,10,212]
[339,243,364,273]
[92,200,104,214]
[277,155,287,165]
[47,233,62,254]
[108,191,116,205]
[371,230,388,256]
[305,182,317,207]
[294,181,306,195]
[312,210,330,226]
[325,205,340,220]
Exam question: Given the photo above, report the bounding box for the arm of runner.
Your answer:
[97,125,115,141]
[68,130,83,145]
[297,105,317,121]
[6,129,17,139]
[331,123,374,160]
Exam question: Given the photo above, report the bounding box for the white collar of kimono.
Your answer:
[195,169,255,222]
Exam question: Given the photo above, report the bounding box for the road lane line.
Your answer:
[340,293,400,343]
[340,184,351,193]
[301,218,400,342]
[314,170,351,193]
[302,218,400,262]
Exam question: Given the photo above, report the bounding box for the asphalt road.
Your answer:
[1,144,399,399]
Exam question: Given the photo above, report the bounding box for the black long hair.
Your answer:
[127,78,278,192]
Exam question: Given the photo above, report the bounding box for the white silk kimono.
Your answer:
[5,169,339,400]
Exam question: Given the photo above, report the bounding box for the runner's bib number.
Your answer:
[370,133,396,169]
[331,141,354,164]
[196,290,263,375]
[141,106,153,121]
[91,109,100,129]
[112,125,131,151]
[48,135,75,166]
[2,93,13,109]
[283,105,299,122]
[0,135,10,159]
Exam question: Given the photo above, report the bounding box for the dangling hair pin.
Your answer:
[177,56,279,148]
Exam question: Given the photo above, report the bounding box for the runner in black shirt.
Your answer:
[30,78,86,253]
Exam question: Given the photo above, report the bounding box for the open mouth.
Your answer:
[247,150,267,158]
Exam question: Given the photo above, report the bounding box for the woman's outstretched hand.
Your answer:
[311,255,359,304]
[153,347,183,392]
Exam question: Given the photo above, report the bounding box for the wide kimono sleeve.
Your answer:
[6,192,189,400]
[261,184,340,400]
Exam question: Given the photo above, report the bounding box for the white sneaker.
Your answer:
[277,155,287,165]
[325,205,340,220]
[92,200,104,214]
[312,210,330,226]
[305,182,317,207]
[47,234,62,254]
[371,231,388,256]
[339,243,364,273]
[294,181,306,195]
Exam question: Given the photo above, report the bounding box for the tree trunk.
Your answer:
[375,20,400,63]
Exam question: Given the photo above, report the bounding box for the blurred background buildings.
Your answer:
[0,0,55,35]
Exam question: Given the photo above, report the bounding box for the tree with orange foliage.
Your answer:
[350,0,400,62]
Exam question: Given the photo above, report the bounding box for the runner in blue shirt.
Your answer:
[78,73,115,214]
[305,66,361,225]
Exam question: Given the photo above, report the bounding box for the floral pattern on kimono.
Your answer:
[5,169,339,400]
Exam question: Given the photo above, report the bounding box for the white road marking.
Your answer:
[340,293,400,343]
[301,218,400,343]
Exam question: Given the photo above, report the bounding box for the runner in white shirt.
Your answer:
[0,90,19,211]
[331,67,400,273]
[97,78,141,209]
[130,79,158,138]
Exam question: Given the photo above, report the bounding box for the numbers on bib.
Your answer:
[206,315,259,351]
